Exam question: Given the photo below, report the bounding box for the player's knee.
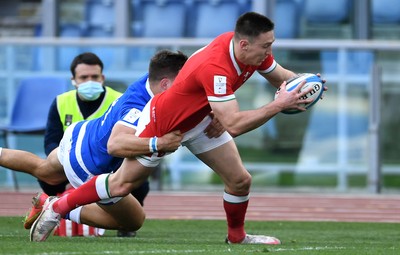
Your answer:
[41,175,66,186]
[230,172,252,194]
[121,212,145,231]
[44,178,59,186]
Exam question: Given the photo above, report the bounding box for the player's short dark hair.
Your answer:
[70,52,104,77]
[148,50,188,82]
[234,12,274,41]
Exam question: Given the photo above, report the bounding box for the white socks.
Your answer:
[69,206,83,224]
[223,191,249,203]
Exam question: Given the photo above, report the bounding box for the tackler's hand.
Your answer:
[203,112,226,138]
[156,130,183,152]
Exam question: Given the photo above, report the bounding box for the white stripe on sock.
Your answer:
[223,192,249,203]
[95,174,111,199]
[69,206,82,224]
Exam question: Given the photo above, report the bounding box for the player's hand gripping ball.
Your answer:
[274,73,324,114]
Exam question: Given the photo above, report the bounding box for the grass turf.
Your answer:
[0,217,399,255]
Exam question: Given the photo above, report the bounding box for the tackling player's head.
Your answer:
[148,50,188,83]
[148,50,188,93]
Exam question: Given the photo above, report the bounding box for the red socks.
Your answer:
[53,175,109,217]
[223,192,249,243]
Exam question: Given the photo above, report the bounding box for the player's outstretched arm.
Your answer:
[108,123,183,158]
[209,80,312,138]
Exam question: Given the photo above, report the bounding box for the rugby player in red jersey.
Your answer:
[32,12,326,244]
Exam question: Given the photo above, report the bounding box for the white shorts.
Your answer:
[136,115,232,168]
[58,122,122,205]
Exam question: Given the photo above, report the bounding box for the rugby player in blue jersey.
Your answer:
[0,50,224,240]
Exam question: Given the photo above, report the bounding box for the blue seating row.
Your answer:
[79,0,252,38]
[75,0,400,39]
[20,0,398,72]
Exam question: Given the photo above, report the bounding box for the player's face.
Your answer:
[73,64,104,84]
[246,31,275,66]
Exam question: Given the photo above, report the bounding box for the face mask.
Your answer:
[76,80,104,101]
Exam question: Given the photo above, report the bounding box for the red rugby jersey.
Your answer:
[140,32,276,137]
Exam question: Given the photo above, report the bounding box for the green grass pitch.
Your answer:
[0,217,399,255]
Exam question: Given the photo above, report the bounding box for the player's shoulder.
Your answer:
[118,82,150,110]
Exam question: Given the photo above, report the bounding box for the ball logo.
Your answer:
[300,83,321,100]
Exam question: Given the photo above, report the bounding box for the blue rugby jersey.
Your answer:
[68,73,153,182]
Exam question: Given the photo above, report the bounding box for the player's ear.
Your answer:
[71,80,77,87]
[160,77,171,91]
[239,39,249,51]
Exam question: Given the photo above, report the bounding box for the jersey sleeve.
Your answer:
[200,65,236,103]
[114,82,151,129]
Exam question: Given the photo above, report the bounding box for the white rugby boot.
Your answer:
[226,234,281,245]
[30,196,60,242]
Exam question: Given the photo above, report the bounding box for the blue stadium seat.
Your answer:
[372,0,400,24]
[0,77,69,133]
[137,0,188,37]
[84,0,115,38]
[129,0,187,71]
[274,0,300,39]
[304,0,351,23]
[0,77,69,191]
[192,0,243,38]
[85,0,115,27]
[371,0,400,39]
[302,0,352,39]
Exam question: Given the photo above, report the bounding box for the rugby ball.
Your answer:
[274,73,323,114]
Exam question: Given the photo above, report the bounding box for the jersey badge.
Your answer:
[123,108,141,124]
[214,75,227,95]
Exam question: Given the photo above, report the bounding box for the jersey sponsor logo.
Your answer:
[214,75,227,95]
[123,108,141,124]
[152,106,156,123]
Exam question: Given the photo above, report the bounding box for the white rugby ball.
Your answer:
[274,73,323,114]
